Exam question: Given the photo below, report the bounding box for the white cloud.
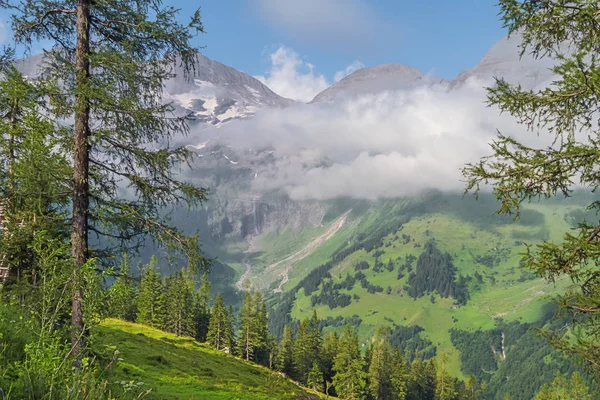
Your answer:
[334,61,365,82]
[254,46,330,102]
[250,0,387,50]
[255,46,365,103]
[183,35,564,201]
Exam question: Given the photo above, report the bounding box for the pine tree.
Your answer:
[107,253,137,321]
[194,272,212,342]
[1,0,209,357]
[436,352,458,400]
[534,372,591,400]
[464,375,485,400]
[407,358,427,400]
[322,331,340,387]
[225,304,236,353]
[368,328,393,400]
[423,358,437,400]
[332,325,367,400]
[293,317,312,383]
[253,290,269,365]
[238,290,259,361]
[164,270,195,337]
[136,256,165,329]
[307,361,324,392]
[277,325,295,376]
[207,293,228,351]
[0,65,70,301]
[390,347,407,400]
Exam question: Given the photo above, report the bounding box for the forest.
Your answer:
[2,0,600,399]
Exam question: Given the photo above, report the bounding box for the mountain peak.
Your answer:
[310,63,433,103]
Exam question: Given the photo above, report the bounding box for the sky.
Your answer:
[187,0,507,81]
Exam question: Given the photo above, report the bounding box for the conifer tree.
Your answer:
[407,358,427,400]
[0,65,70,300]
[423,358,437,400]
[436,352,458,400]
[390,347,408,400]
[238,290,260,361]
[307,361,324,393]
[253,290,269,364]
[368,328,393,400]
[534,372,591,400]
[332,325,367,400]
[136,256,166,329]
[107,253,137,321]
[194,272,211,342]
[464,375,485,400]
[207,292,228,351]
[225,304,236,353]
[277,325,295,376]
[293,317,312,382]
[1,0,209,357]
[164,270,195,337]
[462,0,600,376]
[322,330,340,387]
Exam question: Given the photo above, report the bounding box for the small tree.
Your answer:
[136,256,166,329]
[206,292,228,351]
[307,361,324,392]
[277,325,295,376]
[107,253,137,321]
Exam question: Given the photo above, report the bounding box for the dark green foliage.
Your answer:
[407,241,469,304]
[461,0,600,381]
[107,254,137,322]
[388,324,436,362]
[136,256,166,329]
[163,270,196,337]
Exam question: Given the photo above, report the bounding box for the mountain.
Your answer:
[310,63,442,103]
[164,55,297,127]
[450,33,558,90]
[14,52,297,128]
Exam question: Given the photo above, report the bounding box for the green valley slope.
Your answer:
[95,319,320,400]
[236,192,595,381]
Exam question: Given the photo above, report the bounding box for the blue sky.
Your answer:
[0,1,507,101]
[180,0,506,81]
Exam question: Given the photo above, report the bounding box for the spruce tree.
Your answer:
[0,65,70,300]
[332,325,367,400]
[407,358,427,400]
[194,272,211,342]
[277,325,295,376]
[322,330,340,387]
[423,358,437,400]
[1,0,209,357]
[390,347,407,400]
[435,352,458,400]
[368,328,393,400]
[136,256,165,329]
[207,292,228,351]
[307,361,324,393]
[107,253,137,321]
[293,317,312,382]
[164,270,195,337]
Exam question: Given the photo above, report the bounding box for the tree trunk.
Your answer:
[71,0,91,360]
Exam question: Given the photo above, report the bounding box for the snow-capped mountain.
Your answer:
[14,52,297,128]
[310,64,444,103]
[164,55,297,127]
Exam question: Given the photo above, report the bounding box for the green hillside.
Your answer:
[241,193,595,386]
[95,319,319,400]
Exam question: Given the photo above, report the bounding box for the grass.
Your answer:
[287,200,584,378]
[95,319,320,400]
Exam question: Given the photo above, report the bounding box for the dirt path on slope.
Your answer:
[271,210,351,293]
[235,261,252,291]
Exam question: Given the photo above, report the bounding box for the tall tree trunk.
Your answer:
[71,0,91,360]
